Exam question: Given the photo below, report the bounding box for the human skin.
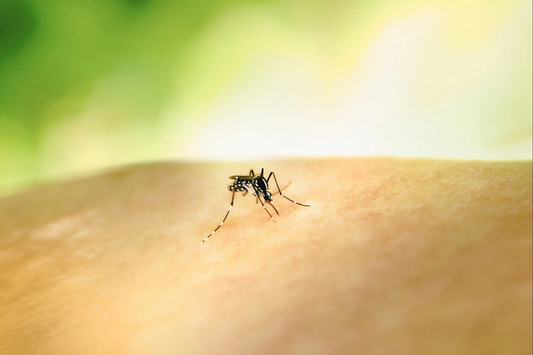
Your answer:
[0,158,531,355]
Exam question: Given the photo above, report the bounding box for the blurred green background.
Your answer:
[0,0,531,196]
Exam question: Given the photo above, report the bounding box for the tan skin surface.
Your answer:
[0,158,531,355]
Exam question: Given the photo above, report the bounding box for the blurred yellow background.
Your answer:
[0,0,531,196]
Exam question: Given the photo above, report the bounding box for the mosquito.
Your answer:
[199,167,310,244]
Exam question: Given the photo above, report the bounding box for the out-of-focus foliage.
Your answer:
[0,0,531,196]
[0,0,263,193]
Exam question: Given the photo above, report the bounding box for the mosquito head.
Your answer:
[263,191,273,202]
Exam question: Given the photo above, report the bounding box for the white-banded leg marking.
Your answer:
[199,190,236,244]
[269,172,310,207]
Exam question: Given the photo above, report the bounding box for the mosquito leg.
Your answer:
[243,184,255,196]
[272,180,292,196]
[266,200,279,215]
[240,184,260,204]
[270,172,310,207]
[251,184,276,222]
[200,190,236,244]
[257,194,276,223]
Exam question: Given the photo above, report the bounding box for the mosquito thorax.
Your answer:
[255,177,268,192]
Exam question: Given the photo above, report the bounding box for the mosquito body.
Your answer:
[200,168,309,244]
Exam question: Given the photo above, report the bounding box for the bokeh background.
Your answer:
[0,0,531,196]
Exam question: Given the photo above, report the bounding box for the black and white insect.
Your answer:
[200,167,310,244]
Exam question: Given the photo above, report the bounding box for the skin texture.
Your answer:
[0,158,531,355]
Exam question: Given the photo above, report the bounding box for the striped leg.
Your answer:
[200,190,236,244]
[267,172,310,207]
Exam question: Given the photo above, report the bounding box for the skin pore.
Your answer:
[0,158,531,354]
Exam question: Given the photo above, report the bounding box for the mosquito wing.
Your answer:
[229,175,254,181]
